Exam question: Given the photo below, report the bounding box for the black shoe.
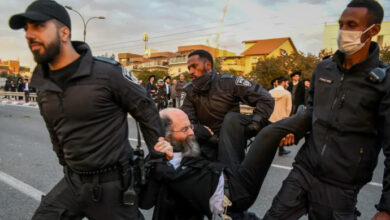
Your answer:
[278,147,291,156]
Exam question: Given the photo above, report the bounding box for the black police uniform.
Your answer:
[263,42,390,219]
[181,69,274,166]
[30,42,164,220]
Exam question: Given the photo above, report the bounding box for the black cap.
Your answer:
[291,70,301,77]
[9,0,71,30]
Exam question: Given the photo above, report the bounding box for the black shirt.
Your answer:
[49,54,82,90]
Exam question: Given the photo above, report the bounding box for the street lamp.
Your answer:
[64,5,105,42]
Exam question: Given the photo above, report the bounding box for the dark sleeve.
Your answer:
[181,85,198,125]
[376,82,390,213]
[233,76,274,123]
[109,66,164,158]
[37,94,65,166]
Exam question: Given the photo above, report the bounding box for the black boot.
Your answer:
[278,146,290,156]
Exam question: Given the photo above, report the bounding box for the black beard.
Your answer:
[31,32,61,64]
[171,136,200,158]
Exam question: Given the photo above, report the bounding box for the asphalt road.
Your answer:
[0,103,385,220]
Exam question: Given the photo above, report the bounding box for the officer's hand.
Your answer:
[203,126,214,136]
[280,133,295,146]
[372,211,390,220]
[245,121,261,138]
[154,137,173,160]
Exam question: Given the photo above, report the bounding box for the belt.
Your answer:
[70,166,121,183]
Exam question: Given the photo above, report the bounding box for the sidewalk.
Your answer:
[0,98,38,108]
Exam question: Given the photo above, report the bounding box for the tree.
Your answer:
[380,46,390,63]
[0,71,7,78]
[249,52,320,89]
[100,53,116,61]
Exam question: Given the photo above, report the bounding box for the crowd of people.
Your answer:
[143,73,188,110]
[3,77,32,102]
[6,0,390,220]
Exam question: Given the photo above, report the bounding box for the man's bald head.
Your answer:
[160,108,199,157]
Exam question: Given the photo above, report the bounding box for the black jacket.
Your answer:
[139,157,224,220]
[290,43,390,212]
[30,42,164,171]
[288,80,305,113]
[181,70,274,134]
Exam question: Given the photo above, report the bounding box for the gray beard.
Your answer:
[171,136,200,157]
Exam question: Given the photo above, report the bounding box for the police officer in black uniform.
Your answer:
[182,50,274,168]
[262,1,390,219]
[9,1,163,219]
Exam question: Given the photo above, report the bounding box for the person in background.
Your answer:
[17,78,24,100]
[288,71,305,115]
[23,78,30,103]
[175,73,187,107]
[303,79,310,107]
[268,76,292,156]
[156,79,167,110]
[164,76,171,108]
[145,74,157,99]
[170,79,178,107]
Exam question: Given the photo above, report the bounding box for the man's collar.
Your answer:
[332,42,380,72]
[30,41,93,92]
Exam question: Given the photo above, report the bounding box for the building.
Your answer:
[322,21,390,52]
[118,52,143,66]
[140,52,176,72]
[1,60,20,73]
[221,37,297,75]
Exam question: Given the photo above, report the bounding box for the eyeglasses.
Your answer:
[172,124,194,133]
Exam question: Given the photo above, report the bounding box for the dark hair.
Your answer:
[277,76,289,84]
[164,76,171,82]
[188,50,214,68]
[347,0,384,25]
[291,70,301,77]
[148,75,155,81]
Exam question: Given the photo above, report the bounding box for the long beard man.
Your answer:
[171,135,200,158]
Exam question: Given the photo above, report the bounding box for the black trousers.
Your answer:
[263,165,360,220]
[32,170,144,220]
[225,121,291,212]
[218,112,252,168]
[24,91,30,103]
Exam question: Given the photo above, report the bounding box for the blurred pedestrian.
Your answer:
[23,78,30,103]
[170,79,177,107]
[17,78,24,100]
[156,79,167,110]
[175,73,187,107]
[268,76,292,156]
[288,71,305,115]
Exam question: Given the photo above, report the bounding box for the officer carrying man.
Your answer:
[9,0,164,219]
[261,0,390,219]
[182,50,274,168]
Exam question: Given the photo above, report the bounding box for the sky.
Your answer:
[0,0,389,68]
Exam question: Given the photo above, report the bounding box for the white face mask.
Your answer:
[337,24,375,55]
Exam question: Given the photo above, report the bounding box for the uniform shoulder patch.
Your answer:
[121,66,139,84]
[94,56,120,65]
[235,76,252,87]
[220,74,234,79]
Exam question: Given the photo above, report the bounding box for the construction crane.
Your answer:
[214,0,230,50]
